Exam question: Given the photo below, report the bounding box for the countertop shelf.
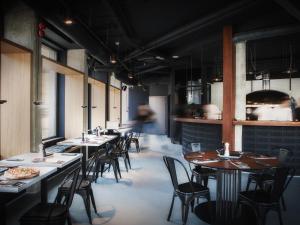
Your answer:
[174,117,223,125]
[233,120,300,127]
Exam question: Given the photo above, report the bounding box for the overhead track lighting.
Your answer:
[128,73,134,79]
[64,17,74,25]
[110,55,117,64]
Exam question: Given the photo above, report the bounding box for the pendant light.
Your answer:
[283,43,297,91]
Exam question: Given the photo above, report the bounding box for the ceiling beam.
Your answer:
[123,0,257,62]
[103,0,139,48]
[233,25,300,42]
[274,0,300,22]
[136,65,168,75]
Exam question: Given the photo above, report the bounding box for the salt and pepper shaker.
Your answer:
[224,142,230,157]
[82,132,85,142]
[39,143,46,157]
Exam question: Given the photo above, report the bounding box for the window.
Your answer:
[41,45,58,139]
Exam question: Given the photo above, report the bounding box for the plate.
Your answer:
[4,167,40,180]
[218,154,241,159]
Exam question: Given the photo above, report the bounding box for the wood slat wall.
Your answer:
[89,78,106,129]
[65,75,84,138]
[0,52,31,158]
[109,86,121,123]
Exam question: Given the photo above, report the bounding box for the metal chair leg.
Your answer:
[89,188,97,214]
[79,191,93,224]
[281,196,286,211]
[167,194,176,221]
[277,205,284,225]
[246,176,252,191]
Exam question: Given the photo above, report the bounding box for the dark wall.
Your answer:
[149,84,168,96]
[243,126,300,174]
[181,122,222,153]
[89,71,108,84]
[128,87,149,120]
[56,74,65,137]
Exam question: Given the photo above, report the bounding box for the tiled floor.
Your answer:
[6,135,300,225]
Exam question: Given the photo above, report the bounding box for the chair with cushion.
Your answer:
[246,148,292,210]
[235,166,295,225]
[56,151,100,224]
[163,156,212,225]
[20,165,81,225]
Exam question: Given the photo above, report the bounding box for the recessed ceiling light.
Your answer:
[172,55,179,59]
[110,55,117,64]
[128,73,134,79]
[64,17,74,25]
[155,56,165,60]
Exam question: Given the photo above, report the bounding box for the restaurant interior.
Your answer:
[0,0,300,225]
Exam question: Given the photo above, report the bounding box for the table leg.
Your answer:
[0,204,6,225]
[216,169,241,224]
[81,146,89,178]
[41,178,48,203]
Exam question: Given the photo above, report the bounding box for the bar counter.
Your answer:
[174,117,223,153]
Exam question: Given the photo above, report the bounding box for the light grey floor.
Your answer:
[6,135,300,225]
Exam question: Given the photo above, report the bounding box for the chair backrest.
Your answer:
[278,148,290,164]
[85,151,100,177]
[56,165,81,208]
[163,156,192,192]
[191,143,201,152]
[125,132,133,150]
[270,166,295,202]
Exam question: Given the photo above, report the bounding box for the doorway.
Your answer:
[149,96,167,135]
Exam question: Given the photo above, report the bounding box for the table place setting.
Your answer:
[192,159,220,164]
[228,160,250,169]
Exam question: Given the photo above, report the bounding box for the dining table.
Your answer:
[57,134,118,177]
[184,151,280,225]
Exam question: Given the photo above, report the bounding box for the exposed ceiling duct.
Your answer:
[123,0,258,62]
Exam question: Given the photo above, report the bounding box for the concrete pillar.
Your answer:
[4,2,41,152]
[67,49,88,132]
[235,41,247,151]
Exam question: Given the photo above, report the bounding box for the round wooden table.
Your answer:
[184,151,279,225]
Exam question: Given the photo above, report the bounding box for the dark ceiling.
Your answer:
[11,0,300,83]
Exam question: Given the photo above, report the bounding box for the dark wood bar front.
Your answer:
[175,118,222,153]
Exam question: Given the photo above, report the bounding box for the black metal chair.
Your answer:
[236,166,295,225]
[130,130,141,153]
[95,141,122,182]
[188,144,216,187]
[246,148,292,210]
[112,133,133,172]
[57,152,100,224]
[163,156,212,225]
[20,165,81,225]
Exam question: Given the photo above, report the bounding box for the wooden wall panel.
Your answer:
[65,75,84,138]
[222,26,235,149]
[0,53,31,158]
[89,79,106,129]
[109,86,121,123]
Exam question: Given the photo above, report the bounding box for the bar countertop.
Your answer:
[233,120,300,127]
[174,117,223,124]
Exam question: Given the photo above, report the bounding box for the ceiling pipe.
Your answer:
[233,25,300,42]
[123,0,257,62]
[38,15,108,65]
[58,0,130,72]
[136,65,168,75]
[273,0,300,22]
[103,0,139,48]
